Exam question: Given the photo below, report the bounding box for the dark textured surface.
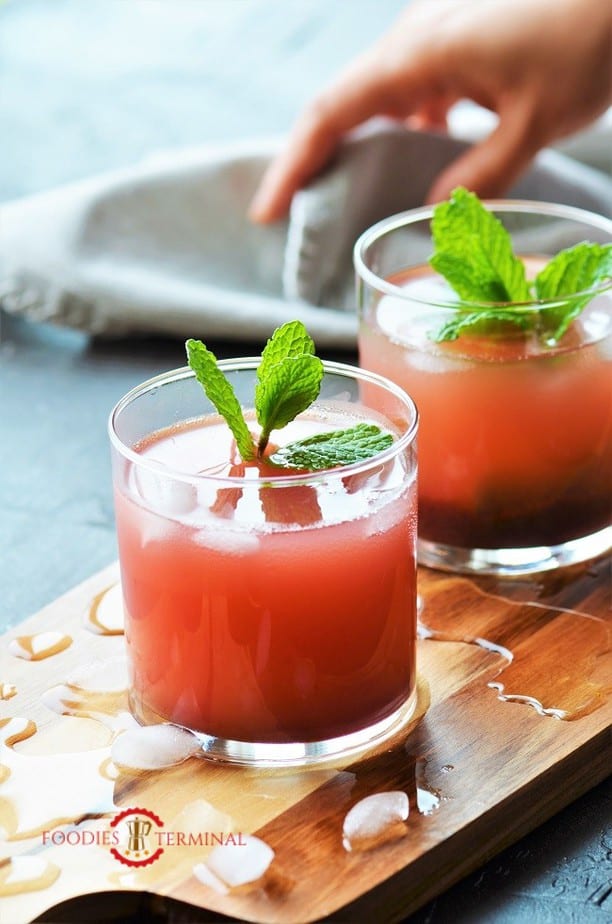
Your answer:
[1,2,610,922]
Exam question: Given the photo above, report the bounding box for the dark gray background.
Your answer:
[1,2,610,922]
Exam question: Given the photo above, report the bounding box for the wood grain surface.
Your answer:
[0,556,609,924]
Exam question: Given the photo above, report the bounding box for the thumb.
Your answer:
[425,107,539,204]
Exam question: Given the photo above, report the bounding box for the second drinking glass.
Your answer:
[355,201,611,575]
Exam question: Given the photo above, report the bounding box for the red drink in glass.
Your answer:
[355,202,612,574]
[359,266,611,549]
[109,360,418,765]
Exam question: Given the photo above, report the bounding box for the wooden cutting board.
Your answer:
[0,556,610,924]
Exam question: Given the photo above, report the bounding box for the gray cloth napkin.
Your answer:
[1,123,610,347]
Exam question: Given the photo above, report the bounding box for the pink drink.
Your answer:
[359,265,612,551]
[110,362,418,760]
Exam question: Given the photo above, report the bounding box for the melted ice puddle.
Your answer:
[0,856,60,896]
[8,632,72,661]
[0,717,117,840]
[415,758,441,815]
[84,583,124,635]
[42,655,205,769]
[42,656,134,736]
[418,576,611,720]
[193,834,274,894]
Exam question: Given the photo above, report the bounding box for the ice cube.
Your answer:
[193,527,261,554]
[134,465,197,516]
[342,791,409,851]
[111,724,201,770]
[194,834,274,892]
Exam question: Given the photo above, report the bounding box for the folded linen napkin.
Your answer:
[1,118,610,347]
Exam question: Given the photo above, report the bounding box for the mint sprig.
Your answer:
[186,321,393,469]
[429,188,611,344]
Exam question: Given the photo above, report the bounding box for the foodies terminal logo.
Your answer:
[42,807,246,868]
[110,808,164,867]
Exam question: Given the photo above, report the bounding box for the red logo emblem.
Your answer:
[110,807,164,867]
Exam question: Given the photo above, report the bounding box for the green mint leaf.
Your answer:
[186,339,255,461]
[269,423,393,471]
[255,321,323,454]
[534,242,612,342]
[256,353,324,454]
[257,319,315,382]
[255,321,319,454]
[429,188,531,304]
[431,309,532,343]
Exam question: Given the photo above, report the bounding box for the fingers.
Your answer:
[425,103,540,203]
[247,108,344,224]
[249,50,423,223]
[408,93,453,132]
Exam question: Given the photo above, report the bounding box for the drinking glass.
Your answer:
[355,201,611,575]
[109,360,418,765]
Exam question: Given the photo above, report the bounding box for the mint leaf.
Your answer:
[257,318,315,382]
[255,321,324,454]
[256,353,324,454]
[269,423,393,471]
[431,308,531,343]
[430,187,531,304]
[186,339,255,461]
[534,242,612,342]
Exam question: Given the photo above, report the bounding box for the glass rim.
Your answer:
[108,357,419,487]
[353,198,612,310]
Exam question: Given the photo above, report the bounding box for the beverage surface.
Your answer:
[375,262,610,362]
[127,406,410,532]
[134,406,391,479]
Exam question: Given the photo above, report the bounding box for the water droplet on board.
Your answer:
[414,757,441,815]
[418,574,610,720]
[342,791,409,851]
[441,764,454,773]
[41,684,134,736]
[41,656,133,735]
[84,583,125,635]
[8,632,72,661]
[0,717,117,840]
[0,682,17,700]
[193,834,274,894]
[0,855,60,896]
[67,655,129,693]
[111,724,201,771]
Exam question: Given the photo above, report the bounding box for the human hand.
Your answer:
[250,0,611,222]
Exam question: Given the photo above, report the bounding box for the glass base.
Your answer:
[179,689,419,768]
[418,525,612,576]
